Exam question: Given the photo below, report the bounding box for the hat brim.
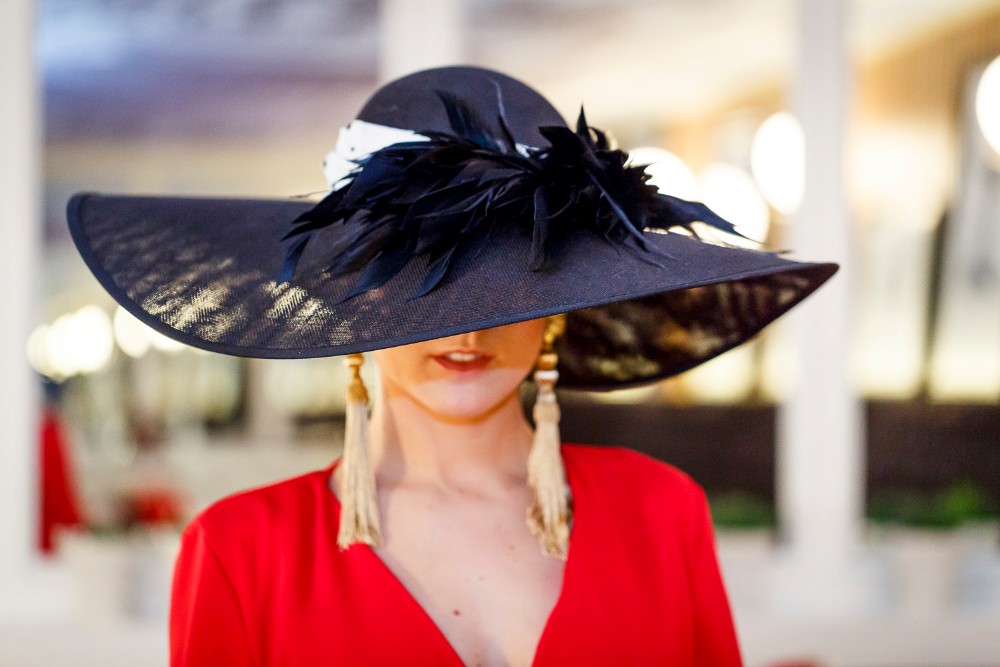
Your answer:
[68,193,835,390]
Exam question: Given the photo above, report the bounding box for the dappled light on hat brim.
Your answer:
[69,193,835,390]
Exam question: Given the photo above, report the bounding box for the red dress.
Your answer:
[170,444,743,666]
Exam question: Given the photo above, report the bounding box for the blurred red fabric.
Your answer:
[38,407,83,553]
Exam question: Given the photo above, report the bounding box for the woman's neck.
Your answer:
[367,385,534,492]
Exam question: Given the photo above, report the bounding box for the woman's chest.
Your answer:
[242,510,697,666]
[373,491,568,666]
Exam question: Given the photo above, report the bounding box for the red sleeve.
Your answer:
[170,520,257,667]
[687,483,743,666]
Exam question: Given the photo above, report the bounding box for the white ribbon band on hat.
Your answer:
[323,120,429,190]
[323,119,533,191]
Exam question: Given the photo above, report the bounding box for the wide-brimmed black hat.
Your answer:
[68,66,836,390]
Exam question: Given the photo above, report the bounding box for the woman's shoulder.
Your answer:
[561,442,703,504]
[183,466,334,547]
[561,444,712,550]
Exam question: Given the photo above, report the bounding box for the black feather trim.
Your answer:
[280,87,753,298]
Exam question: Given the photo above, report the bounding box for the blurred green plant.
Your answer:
[709,492,777,530]
[867,481,998,529]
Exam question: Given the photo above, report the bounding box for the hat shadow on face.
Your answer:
[370,319,548,423]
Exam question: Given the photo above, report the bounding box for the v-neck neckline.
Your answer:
[321,453,578,667]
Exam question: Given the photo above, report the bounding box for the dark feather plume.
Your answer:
[280,85,751,299]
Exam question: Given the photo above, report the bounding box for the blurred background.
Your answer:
[2,0,1000,665]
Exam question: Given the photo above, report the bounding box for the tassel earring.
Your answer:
[526,314,572,560]
[337,353,382,549]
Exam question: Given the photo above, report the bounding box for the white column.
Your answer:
[0,0,44,618]
[774,0,866,613]
[378,0,465,82]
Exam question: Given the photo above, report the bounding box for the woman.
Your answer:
[68,66,837,665]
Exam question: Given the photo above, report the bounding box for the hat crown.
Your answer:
[357,66,567,148]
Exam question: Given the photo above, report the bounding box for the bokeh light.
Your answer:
[628,146,699,201]
[699,163,771,244]
[750,111,805,215]
[113,305,153,358]
[27,305,115,380]
[976,55,1000,156]
[682,345,756,403]
[147,328,187,354]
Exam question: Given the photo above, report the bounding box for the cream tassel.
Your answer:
[526,315,572,560]
[337,353,382,549]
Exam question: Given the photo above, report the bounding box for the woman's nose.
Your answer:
[455,328,483,348]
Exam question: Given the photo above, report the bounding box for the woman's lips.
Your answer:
[431,350,494,372]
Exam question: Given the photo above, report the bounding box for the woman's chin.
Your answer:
[409,372,526,422]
